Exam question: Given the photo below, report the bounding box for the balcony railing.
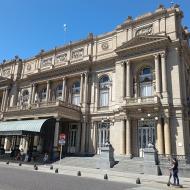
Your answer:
[7,100,81,112]
[125,96,159,106]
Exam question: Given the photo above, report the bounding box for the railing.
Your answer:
[125,96,159,105]
[7,100,81,112]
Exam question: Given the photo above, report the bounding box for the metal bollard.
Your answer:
[104,174,108,180]
[19,163,22,166]
[55,168,58,173]
[6,161,9,165]
[34,164,38,170]
[50,165,53,170]
[77,171,81,176]
[136,177,141,184]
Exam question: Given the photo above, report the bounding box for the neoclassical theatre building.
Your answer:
[0,4,190,159]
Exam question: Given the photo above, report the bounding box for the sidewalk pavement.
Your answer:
[0,161,190,189]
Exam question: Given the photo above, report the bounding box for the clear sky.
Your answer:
[0,0,189,62]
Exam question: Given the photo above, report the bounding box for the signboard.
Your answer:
[59,133,66,166]
[59,133,66,145]
[59,133,66,140]
[59,139,66,145]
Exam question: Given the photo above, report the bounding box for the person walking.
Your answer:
[172,158,179,186]
[168,158,180,186]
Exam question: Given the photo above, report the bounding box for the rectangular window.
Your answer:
[72,94,80,105]
[99,90,109,107]
[140,83,153,97]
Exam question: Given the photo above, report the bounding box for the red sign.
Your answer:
[59,133,66,140]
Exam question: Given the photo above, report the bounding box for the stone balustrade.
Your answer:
[125,96,159,106]
[7,100,81,112]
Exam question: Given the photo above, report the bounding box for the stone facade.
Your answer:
[0,4,190,159]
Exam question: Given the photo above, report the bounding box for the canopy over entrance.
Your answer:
[0,119,48,136]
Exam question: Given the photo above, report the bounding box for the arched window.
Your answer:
[56,84,63,100]
[139,67,153,97]
[99,75,110,107]
[40,88,47,102]
[22,90,29,104]
[71,81,80,105]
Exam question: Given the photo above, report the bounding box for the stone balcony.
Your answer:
[3,100,82,121]
[123,96,160,109]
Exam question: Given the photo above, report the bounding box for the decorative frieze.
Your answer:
[40,57,53,68]
[135,25,153,36]
[101,42,109,50]
[56,53,67,63]
[2,68,11,77]
[71,48,84,59]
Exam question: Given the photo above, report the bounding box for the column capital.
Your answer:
[160,52,166,58]
[84,72,89,77]
[62,76,66,81]
[47,80,50,84]
[154,54,159,59]
[125,60,130,65]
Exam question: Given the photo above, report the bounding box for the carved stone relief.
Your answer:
[26,63,32,71]
[56,53,67,63]
[41,57,52,68]
[135,25,153,36]
[71,48,84,59]
[3,68,11,77]
[101,42,109,50]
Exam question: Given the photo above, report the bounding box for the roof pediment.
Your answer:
[115,35,170,53]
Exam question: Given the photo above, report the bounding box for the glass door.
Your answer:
[138,120,156,157]
[67,124,78,153]
[97,122,110,154]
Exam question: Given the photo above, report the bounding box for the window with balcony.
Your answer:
[139,67,153,97]
[71,81,80,105]
[39,88,47,102]
[99,75,110,107]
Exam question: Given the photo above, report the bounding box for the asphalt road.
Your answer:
[0,165,137,190]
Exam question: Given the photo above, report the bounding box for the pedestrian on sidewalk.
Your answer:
[168,158,180,186]
[43,152,49,164]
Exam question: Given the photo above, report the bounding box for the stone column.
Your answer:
[164,117,171,155]
[46,80,50,103]
[95,84,99,111]
[126,118,132,157]
[4,137,11,151]
[62,77,66,101]
[31,83,36,103]
[121,119,126,154]
[3,87,9,112]
[161,53,168,94]
[156,118,164,154]
[80,122,86,153]
[53,119,60,151]
[126,60,131,98]
[83,72,88,104]
[29,84,33,106]
[1,89,5,111]
[154,54,161,95]
[121,62,125,98]
[80,73,84,105]
[92,122,97,153]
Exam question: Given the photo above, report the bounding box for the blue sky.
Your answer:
[0,0,189,61]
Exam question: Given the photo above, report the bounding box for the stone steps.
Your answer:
[57,156,144,174]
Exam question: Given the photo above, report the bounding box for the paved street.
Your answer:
[0,165,137,190]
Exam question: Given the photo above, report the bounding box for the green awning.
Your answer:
[0,119,48,136]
